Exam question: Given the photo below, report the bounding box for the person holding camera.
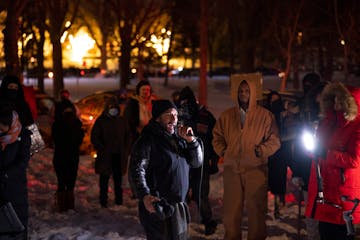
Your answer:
[129,99,203,240]
[212,79,280,240]
[176,86,219,235]
[305,82,360,239]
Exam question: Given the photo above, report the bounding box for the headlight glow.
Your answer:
[302,130,316,152]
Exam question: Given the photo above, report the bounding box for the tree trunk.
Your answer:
[324,39,334,82]
[137,48,144,81]
[164,25,174,87]
[4,6,20,76]
[199,0,208,106]
[239,46,255,73]
[52,40,64,98]
[292,51,299,90]
[281,46,292,91]
[343,44,349,82]
[120,38,131,88]
[318,42,325,79]
[37,26,46,92]
[100,34,108,71]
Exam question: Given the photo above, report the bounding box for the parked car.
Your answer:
[34,89,56,147]
[74,89,134,154]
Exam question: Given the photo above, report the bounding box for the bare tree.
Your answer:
[44,0,80,98]
[21,0,47,91]
[272,0,305,91]
[333,0,360,82]
[79,0,116,72]
[110,0,166,88]
[3,0,28,76]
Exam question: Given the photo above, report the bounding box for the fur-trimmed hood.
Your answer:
[320,82,359,121]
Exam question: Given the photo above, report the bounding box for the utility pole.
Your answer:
[199,0,208,106]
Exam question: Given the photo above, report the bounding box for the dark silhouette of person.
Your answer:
[0,100,31,239]
[177,86,218,235]
[91,96,130,207]
[51,98,84,212]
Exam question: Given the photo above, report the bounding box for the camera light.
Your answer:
[302,130,316,152]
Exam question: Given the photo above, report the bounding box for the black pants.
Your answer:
[99,154,122,206]
[53,155,79,191]
[189,166,212,224]
[319,221,354,240]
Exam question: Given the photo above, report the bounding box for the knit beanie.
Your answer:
[152,100,177,119]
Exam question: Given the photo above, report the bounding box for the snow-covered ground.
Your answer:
[28,148,305,240]
[26,75,360,239]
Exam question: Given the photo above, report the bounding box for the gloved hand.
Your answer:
[153,198,175,220]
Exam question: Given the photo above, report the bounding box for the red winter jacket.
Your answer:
[305,83,360,224]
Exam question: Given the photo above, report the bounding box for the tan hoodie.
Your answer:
[212,79,280,172]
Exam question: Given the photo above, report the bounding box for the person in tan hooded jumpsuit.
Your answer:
[212,79,280,240]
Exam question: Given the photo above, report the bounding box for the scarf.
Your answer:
[0,111,22,150]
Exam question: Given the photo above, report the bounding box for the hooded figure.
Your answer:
[305,82,360,239]
[0,75,34,127]
[212,79,280,240]
[91,96,130,207]
[51,98,84,212]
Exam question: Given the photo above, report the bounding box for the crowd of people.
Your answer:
[1,73,360,240]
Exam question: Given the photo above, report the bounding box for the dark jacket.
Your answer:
[194,106,219,172]
[52,101,84,162]
[130,119,203,203]
[91,110,130,175]
[0,129,31,227]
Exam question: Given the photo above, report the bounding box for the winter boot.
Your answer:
[55,191,67,212]
[100,193,108,208]
[115,189,123,205]
[66,190,75,210]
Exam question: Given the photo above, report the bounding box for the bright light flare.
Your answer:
[69,29,95,64]
[302,130,316,151]
[278,72,286,78]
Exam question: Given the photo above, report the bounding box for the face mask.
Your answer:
[5,89,18,100]
[109,108,119,116]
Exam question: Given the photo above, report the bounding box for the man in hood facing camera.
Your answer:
[129,99,203,240]
[213,79,280,240]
